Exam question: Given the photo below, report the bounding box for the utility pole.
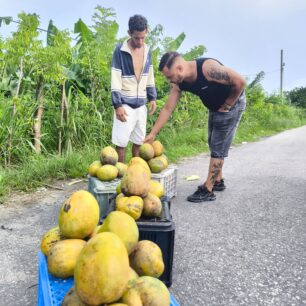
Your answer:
[280,49,285,99]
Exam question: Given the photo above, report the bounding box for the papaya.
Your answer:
[121,164,150,197]
[98,211,139,255]
[155,154,168,169]
[116,162,128,178]
[62,287,89,306]
[47,239,86,279]
[129,240,164,278]
[74,232,130,305]
[142,192,162,218]
[116,195,143,220]
[96,164,118,181]
[127,267,139,283]
[121,276,170,306]
[40,226,65,256]
[148,180,164,198]
[148,158,164,173]
[100,146,118,165]
[139,143,155,161]
[115,192,125,205]
[128,157,151,177]
[116,182,122,194]
[152,140,164,157]
[58,190,99,239]
[88,160,102,177]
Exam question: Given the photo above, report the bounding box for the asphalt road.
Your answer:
[0,126,305,306]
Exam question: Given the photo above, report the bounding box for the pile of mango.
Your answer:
[88,146,127,182]
[88,140,169,183]
[139,140,169,174]
[40,190,170,306]
[115,155,165,220]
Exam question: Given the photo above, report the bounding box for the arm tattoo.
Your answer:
[208,66,231,83]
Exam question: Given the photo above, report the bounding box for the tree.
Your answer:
[286,87,306,108]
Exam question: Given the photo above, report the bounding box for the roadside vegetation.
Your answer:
[0,8,305,201]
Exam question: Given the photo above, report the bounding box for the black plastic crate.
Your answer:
[105,197,175,287]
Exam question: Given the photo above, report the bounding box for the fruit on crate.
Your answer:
[47,239,86,279]
[142,193,162,217]
[128,157,151,177]
[152,140,164,157]
[155,154,169,169]
[115,192,125,204]
[62,286,88,306]
[98,211,139,255]
[116,162,128,177]
[121,164,150,197]
[121,276,170,306]
[148,158,164,173]
[40,226,65,256]
[116,195,144,220]
[58,190,99,239]
[100,146,119,165]
[96,164,118,181]
[148,180,164,198]
[88,160,102,177]
[139,143,155,161]
[129,240,165,278]
[74,232,130,305]
[116,182,122,194]
[127,267,139,283]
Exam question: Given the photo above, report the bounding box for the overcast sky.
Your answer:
[1,0,306,93]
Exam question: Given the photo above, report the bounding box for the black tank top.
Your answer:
[179,58,231,111]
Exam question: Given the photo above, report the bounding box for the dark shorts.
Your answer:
[208,93,246,159]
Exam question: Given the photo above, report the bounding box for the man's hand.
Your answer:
[144,132,156,144]
[149,100,157,115]
[217,104,230,113]
[115,106,128,122]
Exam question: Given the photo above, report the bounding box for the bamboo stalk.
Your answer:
[34,76,44,154]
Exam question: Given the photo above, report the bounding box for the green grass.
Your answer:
[0,104,305,203]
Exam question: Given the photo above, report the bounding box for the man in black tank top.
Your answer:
[145,52,246,202]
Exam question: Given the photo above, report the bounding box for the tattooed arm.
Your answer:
[203,59,245,111]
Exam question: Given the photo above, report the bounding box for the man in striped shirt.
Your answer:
[111,15,157,162]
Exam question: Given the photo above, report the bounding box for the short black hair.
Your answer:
[128,15,148,33]
[158,52,181,71]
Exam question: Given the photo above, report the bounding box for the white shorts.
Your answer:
[112,104,147,147]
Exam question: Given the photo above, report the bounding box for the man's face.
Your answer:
[128,30,147,48]
[162,63,184,85]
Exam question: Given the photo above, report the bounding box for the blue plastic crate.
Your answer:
[37,251,179,306]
